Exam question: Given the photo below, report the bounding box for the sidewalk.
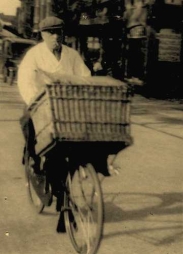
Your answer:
[131,94,183,140]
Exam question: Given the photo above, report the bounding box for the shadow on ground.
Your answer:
[103,192,183,245]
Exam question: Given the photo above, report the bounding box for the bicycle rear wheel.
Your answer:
[64,163,104,254]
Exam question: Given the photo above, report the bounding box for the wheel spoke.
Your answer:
[64,164,104,254]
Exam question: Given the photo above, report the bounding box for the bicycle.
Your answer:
[23,77,133,254]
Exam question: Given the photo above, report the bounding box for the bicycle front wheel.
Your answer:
[64,163,104,254]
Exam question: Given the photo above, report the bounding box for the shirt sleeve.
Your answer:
[72,50,91,77]
[17,49,39,105]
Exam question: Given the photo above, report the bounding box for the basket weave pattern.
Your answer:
[157,31,182,62]
[30,83,132,154]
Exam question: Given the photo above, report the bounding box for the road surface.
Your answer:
[0,82,183,254]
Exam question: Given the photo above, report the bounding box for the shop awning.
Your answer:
[0,28,18,38]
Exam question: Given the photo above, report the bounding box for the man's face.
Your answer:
[41,28,63,51]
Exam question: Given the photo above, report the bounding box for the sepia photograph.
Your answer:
[0,1,183,254]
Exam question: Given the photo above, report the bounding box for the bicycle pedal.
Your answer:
[57,216,66,233]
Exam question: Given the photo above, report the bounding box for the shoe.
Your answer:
[56,210,77,233]
[57,211,66,233]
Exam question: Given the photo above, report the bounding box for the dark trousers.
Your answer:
[19,108,37,161]
[128,38,145,79]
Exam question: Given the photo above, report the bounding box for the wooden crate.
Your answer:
[29,80,132,155]
[157,30,182,62]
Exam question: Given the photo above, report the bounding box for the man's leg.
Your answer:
[19,109,40,173]
[20,109,52,206]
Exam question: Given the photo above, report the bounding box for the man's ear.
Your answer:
[40,32,45,40]
[41,31,50,41]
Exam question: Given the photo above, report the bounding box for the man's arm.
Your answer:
[17,49,39,105]
[73,50,91,77]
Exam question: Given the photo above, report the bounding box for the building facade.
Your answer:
[16,0,125,38]
[15,0,183,97]
[16,0,54,37]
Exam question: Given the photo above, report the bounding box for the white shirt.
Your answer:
[17,42,91,105]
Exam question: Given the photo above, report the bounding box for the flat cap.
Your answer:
[39,16,64,31]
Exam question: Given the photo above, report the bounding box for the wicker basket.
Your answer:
[29,81,132,155]
[157,31,182,62]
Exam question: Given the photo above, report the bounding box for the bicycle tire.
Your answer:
[24,148,45,214]
[64,163,104,254]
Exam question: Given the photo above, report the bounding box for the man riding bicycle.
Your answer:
[18,16,91,209]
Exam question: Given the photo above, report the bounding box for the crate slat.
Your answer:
[29,82,132,155]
